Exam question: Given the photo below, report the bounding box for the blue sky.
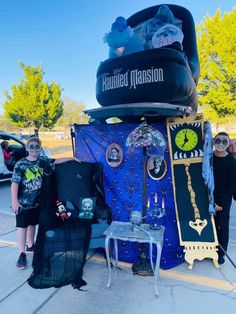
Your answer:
[0,0,235,114]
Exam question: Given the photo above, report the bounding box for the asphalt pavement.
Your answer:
[0,181,236,314]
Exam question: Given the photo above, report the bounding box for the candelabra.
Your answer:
[150,203,165,230]
[130,197,166,231]
[130,194,166,276]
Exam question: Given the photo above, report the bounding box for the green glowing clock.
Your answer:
[175,129,198,151]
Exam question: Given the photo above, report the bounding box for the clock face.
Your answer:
[175,129,198,151]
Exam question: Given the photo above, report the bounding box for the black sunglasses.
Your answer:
[214,138,228,145]
[28,144,40,150]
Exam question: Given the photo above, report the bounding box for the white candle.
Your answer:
[147,198,150,208]
[162,197,165,209]
[154,193,158,204]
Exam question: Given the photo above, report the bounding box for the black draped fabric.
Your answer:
[54,161,112,222]
[28,161,110,290]
[28,222,91,289]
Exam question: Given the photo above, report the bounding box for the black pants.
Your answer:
[214,213,230,258]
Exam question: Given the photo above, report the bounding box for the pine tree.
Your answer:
[4,63,63,130]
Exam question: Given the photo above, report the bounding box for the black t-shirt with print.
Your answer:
[12,156,55,210]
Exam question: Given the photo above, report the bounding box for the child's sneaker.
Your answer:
[26,243,35,254]
[16,252,27,269]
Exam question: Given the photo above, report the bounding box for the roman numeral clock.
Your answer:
[167,114,218,270]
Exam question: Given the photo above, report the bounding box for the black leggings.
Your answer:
[214,213,230,258]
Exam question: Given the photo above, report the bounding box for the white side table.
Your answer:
[104,221,165,297]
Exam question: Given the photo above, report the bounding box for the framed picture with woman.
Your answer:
[147,155,167,180]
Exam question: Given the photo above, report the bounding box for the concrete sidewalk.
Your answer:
[0,213,236,314]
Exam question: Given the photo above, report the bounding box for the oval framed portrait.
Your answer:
[106,143,123,168]
[147,156,167,181]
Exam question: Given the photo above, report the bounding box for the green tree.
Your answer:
[197,8,236,122]
[0,115,22,132]
[4,63,63,130]
[55,98,89,131]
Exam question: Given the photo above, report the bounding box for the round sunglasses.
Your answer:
[28,144,41,150]
[214,138,229,145]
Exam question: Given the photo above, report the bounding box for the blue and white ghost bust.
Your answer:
[142,4,178,49]
[104,16,144,59]
[152,23,184,49]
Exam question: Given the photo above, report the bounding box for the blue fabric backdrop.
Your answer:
[74,121,184,269]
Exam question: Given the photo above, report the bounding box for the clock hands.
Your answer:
[181,130,189,148]
[174,128,198,152]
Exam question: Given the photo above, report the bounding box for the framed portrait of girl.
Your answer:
[106,143,123,168]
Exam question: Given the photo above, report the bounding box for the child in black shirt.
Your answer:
[213,132,236,266]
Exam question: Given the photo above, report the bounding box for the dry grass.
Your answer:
[53,151,73,158]
[41,139,72,148]
[41,139,73,158]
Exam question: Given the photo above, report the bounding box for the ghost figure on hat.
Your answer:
[152,23,184,49]
[142,4,182,49]
[104,16,144,59]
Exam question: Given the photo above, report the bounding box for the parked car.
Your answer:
[0,131,51,183]
[19,134,30,141]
